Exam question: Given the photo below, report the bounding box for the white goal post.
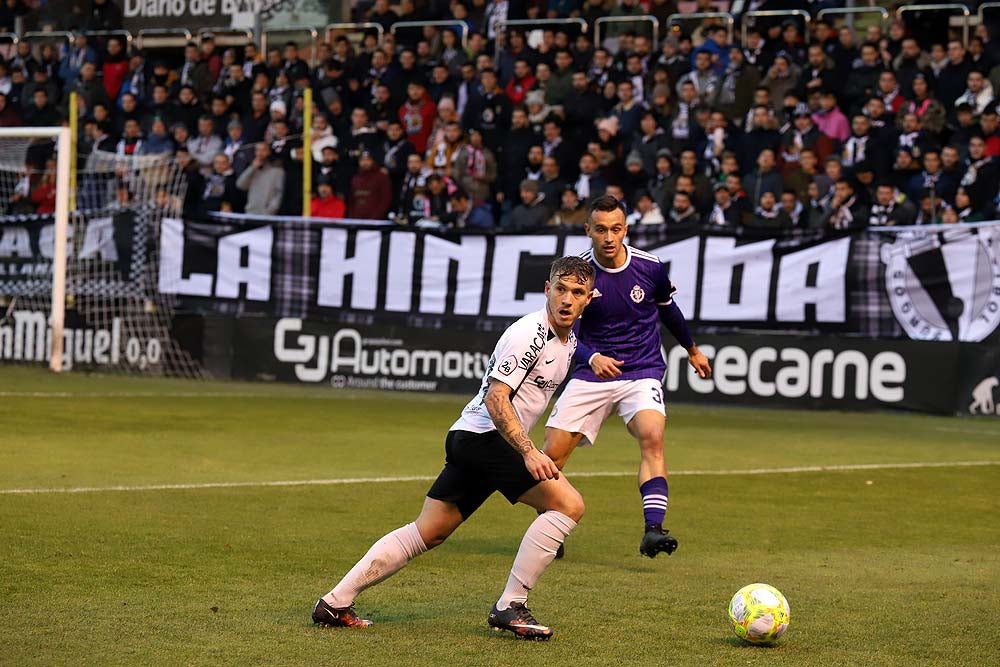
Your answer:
[0,126,72,372]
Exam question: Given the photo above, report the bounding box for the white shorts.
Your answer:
[545,378,666,446]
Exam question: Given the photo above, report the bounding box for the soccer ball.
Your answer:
[727,583,790,644]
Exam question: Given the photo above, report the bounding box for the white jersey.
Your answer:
[452,308,576,434]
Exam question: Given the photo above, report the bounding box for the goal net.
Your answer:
[0,129,203,378]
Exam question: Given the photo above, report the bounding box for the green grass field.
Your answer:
[1,366,999,667]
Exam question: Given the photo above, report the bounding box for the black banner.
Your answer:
[662,334,959,414]
[161,217,1000,345]
[230,316,496,394]
[212,316,998,416]
[0,211,144,298]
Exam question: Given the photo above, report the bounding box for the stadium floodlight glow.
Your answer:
[0,126,72,373]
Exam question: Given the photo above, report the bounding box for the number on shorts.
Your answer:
[651,386,663,405]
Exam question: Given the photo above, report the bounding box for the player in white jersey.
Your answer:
[544,195,712,559]
[312,257,595,640]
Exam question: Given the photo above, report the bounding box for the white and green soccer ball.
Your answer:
[727,583,790,645]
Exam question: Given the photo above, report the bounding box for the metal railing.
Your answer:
[391,20,470,49]
[21,30,73,56]
[136,28,190,50]
[816,7,890,32]
[594,15,659,47]
[197,28,253,49]
[978,2,1000,24]
[83,28,134,49]
[325,22,385,46]
[666,12,735,44]
[741,10,812,45]
[494,18,588,59]
[261,26,319,66]
[896,4,971,47]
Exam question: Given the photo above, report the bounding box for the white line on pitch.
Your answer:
[1,461,996,496]
[932,426,1000,436]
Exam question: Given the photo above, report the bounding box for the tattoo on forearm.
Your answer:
[487,393,534,455]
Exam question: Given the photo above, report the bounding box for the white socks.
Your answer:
[323,512,578,612]
[323,522,428,608]
[496,511,577,610]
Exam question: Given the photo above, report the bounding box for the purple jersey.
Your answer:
[573,245,676,382]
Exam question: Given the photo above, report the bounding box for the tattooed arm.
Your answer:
[484,379,560,481]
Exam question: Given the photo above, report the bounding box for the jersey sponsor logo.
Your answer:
[498,354,518,376]
[630,284,646,303]
[533,375,560,391]
[517,322,549,370]
[881,226,1000,342]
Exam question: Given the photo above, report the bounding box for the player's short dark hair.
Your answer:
[588,194,627,222]
[549,256,595,287]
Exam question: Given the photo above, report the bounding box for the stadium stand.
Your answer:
[6,0,1000,230]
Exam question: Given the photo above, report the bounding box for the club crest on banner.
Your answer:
[881,226,1000,342]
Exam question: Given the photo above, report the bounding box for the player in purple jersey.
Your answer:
[544,195,712,558]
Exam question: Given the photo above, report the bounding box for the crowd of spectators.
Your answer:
[5,0,1000,231]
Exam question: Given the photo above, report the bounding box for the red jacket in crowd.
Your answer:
[399,97,436,154]
[31,182,57,214]
[103,57,128,102]
[505,74,536,106]
[311,193,347,219]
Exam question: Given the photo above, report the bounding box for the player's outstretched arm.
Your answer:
[658,301,712,379]
[484,379,560,481]
[571,323,623,379]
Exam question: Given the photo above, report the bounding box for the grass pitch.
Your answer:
[1,366,998,667]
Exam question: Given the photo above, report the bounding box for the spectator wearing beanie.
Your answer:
[509,179,551,231]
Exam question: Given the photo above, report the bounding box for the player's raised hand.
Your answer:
[590,354,624,379]
[523,448,560,481]
[688,346,712,379]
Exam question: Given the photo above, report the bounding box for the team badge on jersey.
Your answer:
[630,284,646,303]
[498,355,517,376]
